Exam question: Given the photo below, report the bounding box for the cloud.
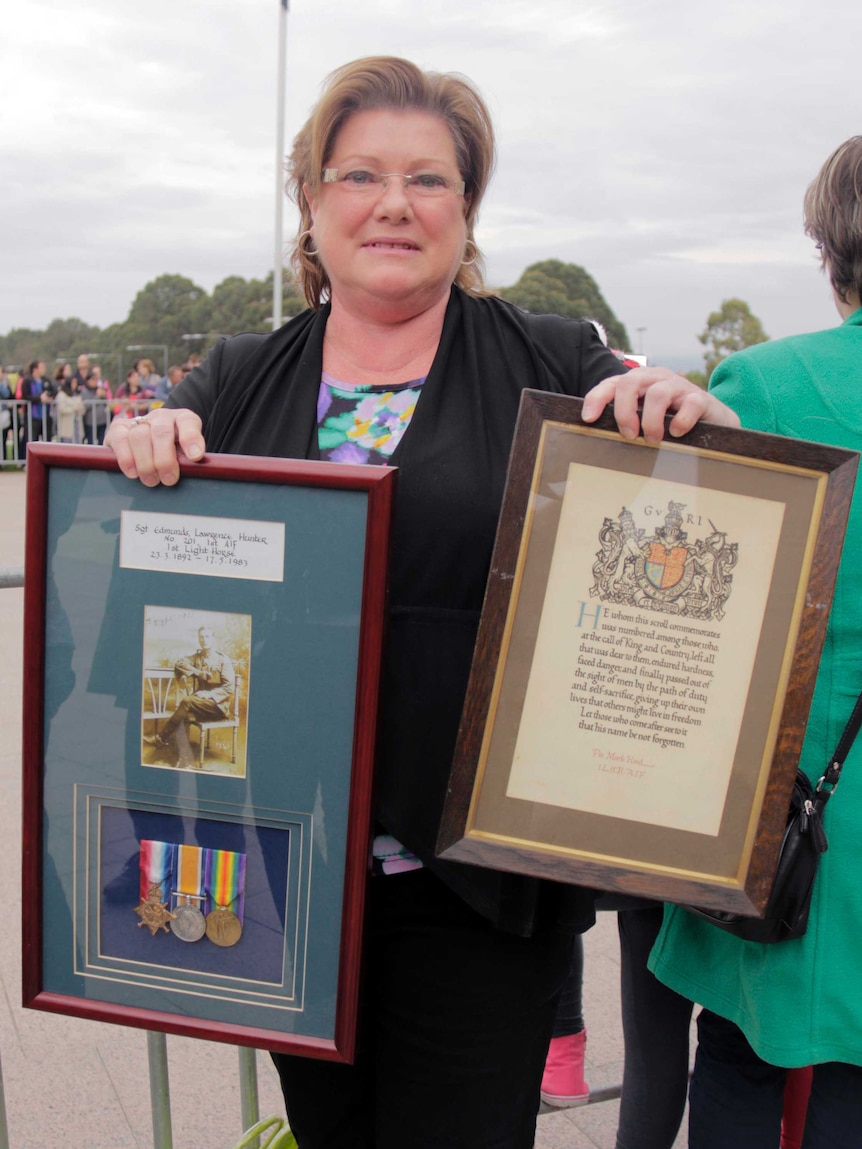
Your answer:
[3,0,860,358]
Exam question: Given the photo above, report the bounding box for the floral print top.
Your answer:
[317,372,426,465]
[317,370,427,874]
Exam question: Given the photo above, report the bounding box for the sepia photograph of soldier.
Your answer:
[141,608,250,777]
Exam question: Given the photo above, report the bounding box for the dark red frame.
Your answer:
[22,442,396,1062]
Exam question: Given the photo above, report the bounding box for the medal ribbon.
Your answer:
[139,839,176,902]
[204,848,247,922]
[175,844,204,906]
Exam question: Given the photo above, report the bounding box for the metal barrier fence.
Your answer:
[1,399,161,466]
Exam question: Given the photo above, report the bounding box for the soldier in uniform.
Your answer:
[145,626,234,768]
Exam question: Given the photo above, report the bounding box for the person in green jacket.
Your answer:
[649,136,862,1148]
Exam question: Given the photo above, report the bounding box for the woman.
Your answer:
[19,359,47,455]
[649,136,862,1149]
[54,374,85,443]
[42,363,67,442]
[81,365,112,445]
[107,56,735,1149]
[113,367,154,418]
[0,366,11,457]
[135,357,162,395]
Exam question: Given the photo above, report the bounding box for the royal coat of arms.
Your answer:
[590,501,738,621]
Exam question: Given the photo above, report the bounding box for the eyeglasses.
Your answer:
[322,168,465,198]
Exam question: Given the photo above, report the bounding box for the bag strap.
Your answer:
[816,687,862,805]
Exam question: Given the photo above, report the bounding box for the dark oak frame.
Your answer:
[437,392,858,916]
[22,442,396,1062]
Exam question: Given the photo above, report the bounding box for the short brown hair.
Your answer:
[804,136,862,305]
[287,56,496,308]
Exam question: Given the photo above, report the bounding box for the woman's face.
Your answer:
[305,109,468,317]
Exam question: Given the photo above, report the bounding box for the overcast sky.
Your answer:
[5,0,860,363]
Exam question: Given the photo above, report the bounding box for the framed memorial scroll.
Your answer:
[438,392,858,916]
[22,443,395,1062]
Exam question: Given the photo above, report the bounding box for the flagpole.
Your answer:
[273,0,289,330]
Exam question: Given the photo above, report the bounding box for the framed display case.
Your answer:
[22,443,395,1062]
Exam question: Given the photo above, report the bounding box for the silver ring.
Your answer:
[129,416,150,427]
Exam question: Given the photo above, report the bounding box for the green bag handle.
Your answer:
[230,1115,298,1149]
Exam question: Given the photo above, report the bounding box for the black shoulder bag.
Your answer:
[685,689,862,943]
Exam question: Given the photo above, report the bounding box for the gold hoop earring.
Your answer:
[298,229,318,257]
[461,239,478,267]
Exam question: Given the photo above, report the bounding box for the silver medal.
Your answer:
[171,901,207,942]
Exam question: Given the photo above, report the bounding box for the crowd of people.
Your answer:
[0,353,199,459]
[9,50,861,1149]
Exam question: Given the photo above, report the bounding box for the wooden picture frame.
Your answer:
[22,443,395,1062]
[438,392,857,916]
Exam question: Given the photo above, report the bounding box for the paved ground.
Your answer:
[0,466,691,1148]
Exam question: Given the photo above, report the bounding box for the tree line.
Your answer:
[0,261,766,384]
[0,272,306,380]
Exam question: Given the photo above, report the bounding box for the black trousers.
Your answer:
[615,906,693,1149]
[272,867,575,1149]
[690,1009,862,1149]
[551,901,693,1149]
[551,932,584,1037]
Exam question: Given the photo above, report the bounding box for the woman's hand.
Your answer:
[105,407,206,486]
[581,367,740,445]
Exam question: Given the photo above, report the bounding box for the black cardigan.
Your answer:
[169,287,624,935]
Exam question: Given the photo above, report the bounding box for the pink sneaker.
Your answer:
[540,1030,590,1108]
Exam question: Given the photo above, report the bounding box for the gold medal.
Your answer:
[134,882,176,936]
[205,903,243,947]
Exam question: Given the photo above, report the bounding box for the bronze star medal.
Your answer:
[134,882,177,936]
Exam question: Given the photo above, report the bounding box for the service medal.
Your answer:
[135,841,177,936]
[171,844,207,942]
[134,882,176,936]
[205,904,243,947]
[204,846,247,947]
[171,900,207,942]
